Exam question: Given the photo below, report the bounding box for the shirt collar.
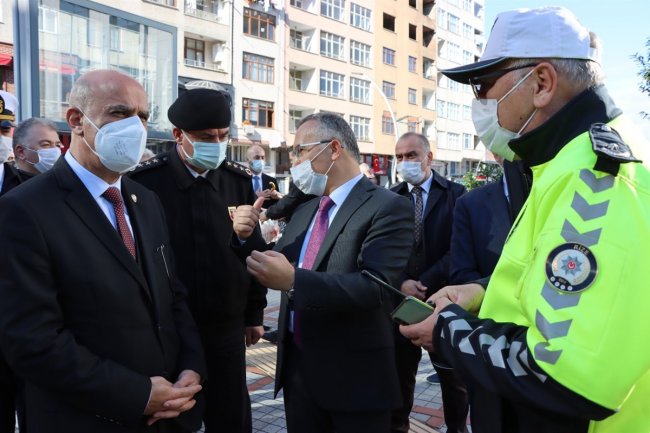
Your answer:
[328,173,364,208]
[64,151,121,199]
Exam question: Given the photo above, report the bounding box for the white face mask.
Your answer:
[81,113,147,173]
[24,147,61,173]
[397,161,426,185]
[290,141,334,196]
[181,131,228,171]
[0,136,12,163]
[472,68,537,162]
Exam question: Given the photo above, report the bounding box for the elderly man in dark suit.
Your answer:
[233,113,414,433]
[389,132,468,433]
[0,69,205,433]
[246,144,281,209]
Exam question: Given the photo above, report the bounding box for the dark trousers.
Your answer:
[283,340,391,433]
[391,330,469,433]
[199,321,252,433]
[0,352,24,433]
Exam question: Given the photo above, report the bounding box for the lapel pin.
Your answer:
[131,194,137,203]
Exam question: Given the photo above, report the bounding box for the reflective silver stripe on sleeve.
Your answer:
[535,310,572,340]
[570,192,609,221]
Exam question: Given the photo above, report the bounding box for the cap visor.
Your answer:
[441,57,507,84]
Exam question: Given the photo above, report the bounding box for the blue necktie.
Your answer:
[253,176,262,193]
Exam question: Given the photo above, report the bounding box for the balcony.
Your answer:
[184,0,224,22]
[184,58,224,72]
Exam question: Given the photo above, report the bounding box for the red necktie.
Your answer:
[293,196,335,347]
[102,187,136,258]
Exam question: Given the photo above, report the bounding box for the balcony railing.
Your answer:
[184,1,221,21]
[184,58,224,72]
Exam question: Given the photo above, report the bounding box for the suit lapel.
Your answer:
[56,159,150,295]
[275,198,319,265]
[422,173,445,221]
[310,178,372,270]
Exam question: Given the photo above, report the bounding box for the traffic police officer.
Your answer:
[131,88,266,433]
[401,7,650,433]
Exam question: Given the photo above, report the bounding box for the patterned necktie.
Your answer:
[253,176,262,193]
[293,196,336,347]
[102,186,136,258]
[412,186,423,244]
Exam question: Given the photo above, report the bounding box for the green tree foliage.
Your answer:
[633,37,650,119]
[461,162,503,191]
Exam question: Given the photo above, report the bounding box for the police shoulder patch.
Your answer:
[131,155,169,173]
[222,159,252,178]
[545,243,597,293]
[589,123,640,163]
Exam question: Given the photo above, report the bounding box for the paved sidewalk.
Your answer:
[246,291,462,433]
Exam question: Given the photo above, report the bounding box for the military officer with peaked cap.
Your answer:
[131,88,266,433]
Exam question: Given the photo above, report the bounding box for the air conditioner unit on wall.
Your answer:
[244,124,255,135]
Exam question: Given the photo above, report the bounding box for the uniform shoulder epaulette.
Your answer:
[130,154,169,174]
[589,123,641,176]
[221,159,252,178]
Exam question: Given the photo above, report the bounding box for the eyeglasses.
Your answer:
[469,64,538,99]
[290,139,332,158]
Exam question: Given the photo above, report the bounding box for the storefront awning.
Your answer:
[0,53,12,66]
[39,59,76,75]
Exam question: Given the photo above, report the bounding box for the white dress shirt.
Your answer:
[406,171,434,218]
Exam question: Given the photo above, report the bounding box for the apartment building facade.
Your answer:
[433,0,488,179]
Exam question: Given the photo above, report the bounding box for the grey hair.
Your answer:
[298,113,360,161]
[12,117,58,150]
[398,132,431,153]
[506,32,604,92]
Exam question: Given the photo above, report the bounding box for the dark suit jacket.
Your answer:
[236,177,414,412]
[449,178,513,284]
[391,171,466,295]
[264,180,313,221]
[0,158,206,433]
[0,162,33,196]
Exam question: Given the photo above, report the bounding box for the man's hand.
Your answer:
[246,250,294,291]
[233,196,265,240]
[270,190,283,200]
[399,297,452,352]
[256,189,272,199]
[145,375,202,425]
[245,326,264,347]
[428,283,485,314]
[401,279,428,300]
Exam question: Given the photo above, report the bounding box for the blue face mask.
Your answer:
[250,159,264,174]
[181,131,228,171]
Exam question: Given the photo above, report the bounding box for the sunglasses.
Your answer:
[469,64,538,99]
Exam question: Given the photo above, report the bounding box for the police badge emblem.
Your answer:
[545,243,597,293]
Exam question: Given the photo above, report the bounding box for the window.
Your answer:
[437,100,447,118]
[382,47,395,65]
[290,29,304,50]
[243,52,274,84]
[423,57,434,79]
[382,112,394,135]
[463,50,473,64]
[320,70,345,98]
[243,7,275,41]
[438,131,447,149]
[448,102,460,120]
[350,3,371,31]
[382,81,395,99]
[321,0,345,21]
[437,9,446,30]
[148,0,176,5]
[409,24,417,40]
[185,37,205,66]
[463,133,473,149]
[320,31,344,60]
[109,25,122,51]
[448,14,460,34]
[350,40,371,66]
[407,120,417,132]
[463,23,472,38]
[448,79,459,91]
[39,6,58,33]
[409,0,417,6]
[423,25,435,47]
[289,109,303,133]
[290,0,303,6]
[464,0,472,12]
[463,105,472,120]
[408,56,417,73]
[289,70,303,91]
[349,77,370,103]
[383,13,395,31]
[441,41,460,62]
[448,133,460,150]
[242,98,274,128]
[349,116,370,140]
[408,88,417,105]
